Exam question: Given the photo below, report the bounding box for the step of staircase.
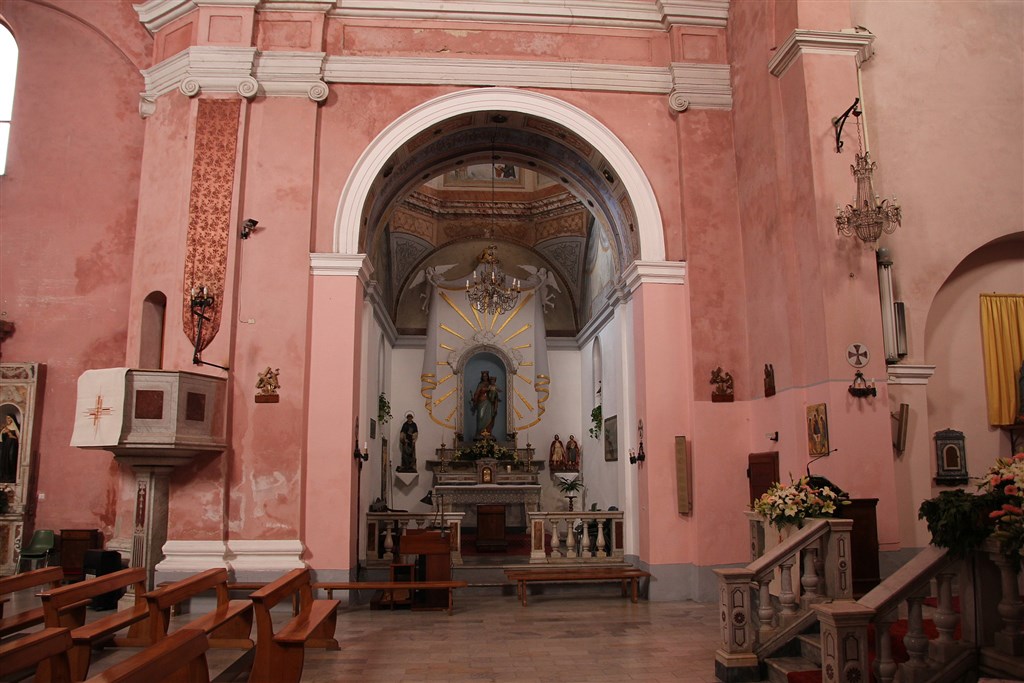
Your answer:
[797,632,821,666]
[764,656,821,683]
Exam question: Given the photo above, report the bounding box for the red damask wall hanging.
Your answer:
[182,98,241,353]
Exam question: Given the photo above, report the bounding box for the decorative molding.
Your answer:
[886,363,937,386]
[547,337,580,351]
[253,51,328,101]
[670,63,731,110]
[576,293,617,349]
[769,29,876,79]
[226,539,306,572]
[155,540,230,572]
[324,56,671,93]
[329,0,729,28]
[364,279,399,348]
[622,260,687,293]
[136,0,730,33]
[309,252,374,285]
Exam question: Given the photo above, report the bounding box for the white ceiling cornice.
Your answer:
[136,0,729,33]
[768,29,876,79]
[886,364,937,386]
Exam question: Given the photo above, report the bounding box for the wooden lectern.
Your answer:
[400,530,452,610]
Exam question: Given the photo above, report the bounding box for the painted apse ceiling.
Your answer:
[360,111,640,337]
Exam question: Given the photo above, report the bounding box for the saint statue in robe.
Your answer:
[471,371,500,437]
[397,413,418,472]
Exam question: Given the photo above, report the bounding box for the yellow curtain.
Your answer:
[980,294,1024,426]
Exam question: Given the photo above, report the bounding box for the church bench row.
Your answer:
[249,567,340,683]
[504,567,651,606]
[0,626,211,683]
[0,565,65,638]
[314,579,468,613]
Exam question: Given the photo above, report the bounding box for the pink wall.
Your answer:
[0,1,148,538]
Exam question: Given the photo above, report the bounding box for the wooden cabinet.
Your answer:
[60,529,102,582]
[401,530,451,610]
[476,504,507,551]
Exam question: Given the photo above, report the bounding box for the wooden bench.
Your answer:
[0,565,65,638]
[504,567,651,606]
[314,580,468,614]
[248,568,340,683]
[39,567,151,680]
[84,628,211,683]
[0,627,74,682]
[145,568,254,649]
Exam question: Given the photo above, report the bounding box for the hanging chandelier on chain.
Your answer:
[834,99,902,245]
[466,244,521,315]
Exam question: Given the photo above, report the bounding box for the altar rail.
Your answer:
[715,518,1024,683]
[527,511,625,564]
[364,512,465,568]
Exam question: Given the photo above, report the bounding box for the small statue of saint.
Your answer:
[397,412,418,472]
[565,435,581,471]
[550,434,567,472]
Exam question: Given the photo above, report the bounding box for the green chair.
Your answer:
[18,529,56,572]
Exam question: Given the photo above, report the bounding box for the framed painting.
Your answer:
[604,415,618,461]
[369,418,376,440]
[807,403,829,456]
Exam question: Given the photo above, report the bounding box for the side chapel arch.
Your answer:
[333,88,666,262]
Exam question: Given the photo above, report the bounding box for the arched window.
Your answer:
[0,23,17,175]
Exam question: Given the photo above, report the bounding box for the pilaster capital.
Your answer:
[768,29,876,79]
[670,62,731,111]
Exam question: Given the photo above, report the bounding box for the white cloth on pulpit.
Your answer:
[70,368,129,447]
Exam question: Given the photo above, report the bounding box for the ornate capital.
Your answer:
[769,29,876,78]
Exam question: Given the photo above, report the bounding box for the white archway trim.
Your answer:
[334,87,666,262]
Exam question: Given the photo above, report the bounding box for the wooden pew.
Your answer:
[0,627,74,682]
[145,568,253,649]
[39,567,151,680]
[0,565,65,638]
[314,579,468,614]
[83,628,211,683]
[504,566,651,606]
[248,568,340,683]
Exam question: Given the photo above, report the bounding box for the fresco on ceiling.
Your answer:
[444,164,524,188]
[582,222,615,323]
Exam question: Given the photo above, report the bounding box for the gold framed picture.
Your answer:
[807,403,829,456]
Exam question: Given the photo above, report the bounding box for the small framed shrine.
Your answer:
[934,428,968,486]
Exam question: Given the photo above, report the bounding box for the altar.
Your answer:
[434,484,542,530]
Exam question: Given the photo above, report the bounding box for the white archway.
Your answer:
[333,88,665,261]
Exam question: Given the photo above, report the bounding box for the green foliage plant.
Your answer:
[589,405,602,439]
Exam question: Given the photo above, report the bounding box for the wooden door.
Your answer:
[747,452,779,505]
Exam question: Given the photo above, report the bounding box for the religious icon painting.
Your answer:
[604,415,618,461]
[806,403,829,457]
[370,419,376,440]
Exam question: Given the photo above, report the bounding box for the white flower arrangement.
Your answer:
[753,476,848,531]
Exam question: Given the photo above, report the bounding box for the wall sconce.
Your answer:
[848,371,877,398]
[240,218,260,239]
[629,419,646,465]
[189,285,228,371]
[353,441,368,463]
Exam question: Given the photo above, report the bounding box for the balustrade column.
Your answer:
[800,546,820,603]
[930,571,961,663]
[757,578,774,635]
[778,555,798,616]
[872,614,898,683]
[550,519,563,559]
[565,518,576,557]
[714,568,759,683]
[901,594,932,683]
[990,550,1024,656]
[596,517,607,558]
[580,518,590,557]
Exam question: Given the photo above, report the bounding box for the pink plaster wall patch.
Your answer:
[182,99,241,352]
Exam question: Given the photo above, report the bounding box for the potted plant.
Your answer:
[589,405,602,439]
[557,476,583,511]
[377,392,392,425]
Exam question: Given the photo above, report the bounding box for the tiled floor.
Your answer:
[9,589,723,682]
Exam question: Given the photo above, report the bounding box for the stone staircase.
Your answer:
[764,630,822,683]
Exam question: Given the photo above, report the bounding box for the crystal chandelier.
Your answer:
[835,150,902,245]
[466,244,521,315]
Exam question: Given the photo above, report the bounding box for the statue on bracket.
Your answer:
[397,412,418,472]
[565,434,581,472]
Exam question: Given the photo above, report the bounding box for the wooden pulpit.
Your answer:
[400,530,452,610]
